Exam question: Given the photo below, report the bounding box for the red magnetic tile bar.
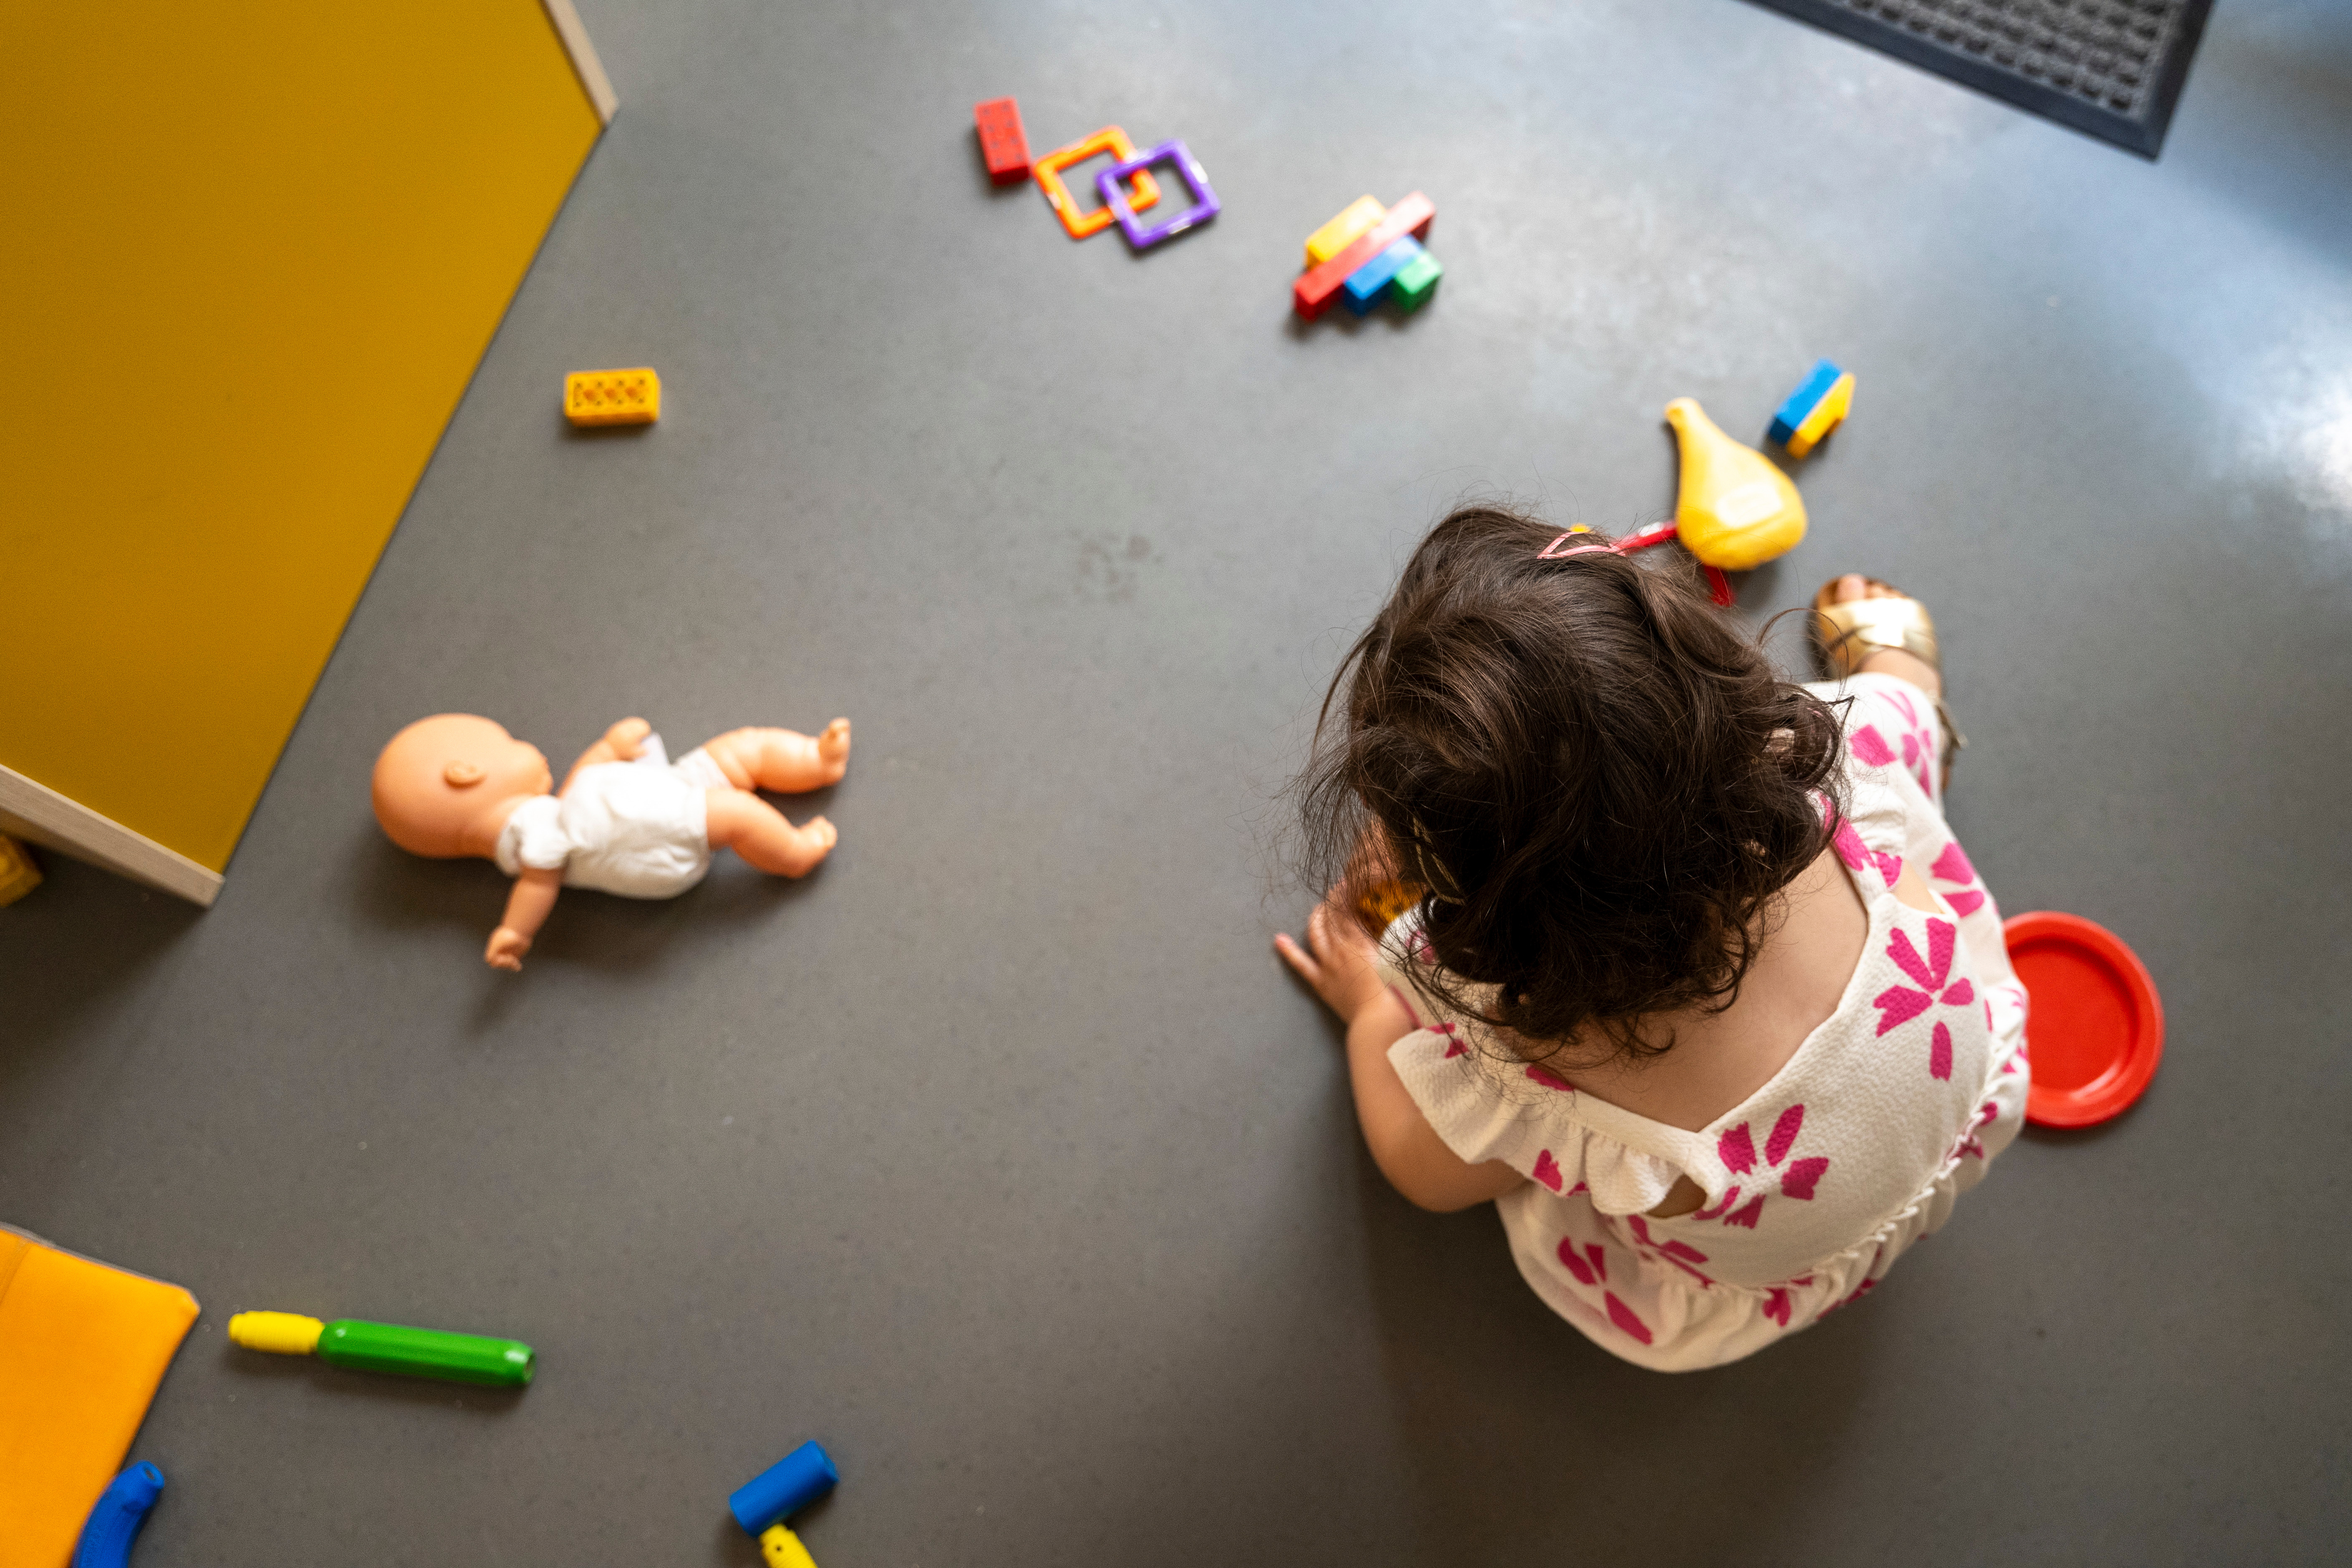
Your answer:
[974,97,1030,184]
[1292,192,1435,319]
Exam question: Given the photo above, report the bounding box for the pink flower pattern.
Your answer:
[1820,797,1900,888]
[1818,1246,1889,1318]
[1948,1099,2002,1162]
[1881,687,1939,798]
[1555,1235,1656,1344]
[1625,1214,1715,1287]
[1759,1273,1815,1327]
[1928,840,1987,919]
[1849,724,1897,769]
[1871,918,1975,1079]
[1690,1103,1830,1228]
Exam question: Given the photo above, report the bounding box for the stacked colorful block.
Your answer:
[1293,193,1441,318]
[1768,359,1855,458]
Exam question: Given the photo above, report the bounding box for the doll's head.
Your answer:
[1294,504,1844,1065]
[372,714,553,859]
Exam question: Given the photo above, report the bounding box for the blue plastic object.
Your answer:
[1343,236,1425,315]
[730,1441,839,1535]
[1768,359,1844,445]
[72,1463,164,1568]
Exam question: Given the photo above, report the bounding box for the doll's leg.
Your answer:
[696,721,851,794]
[704,789,837,878]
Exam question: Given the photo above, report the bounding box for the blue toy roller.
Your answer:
[72,1462,164,1568]
[729,1441,838,1568]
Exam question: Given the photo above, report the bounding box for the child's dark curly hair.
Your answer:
[1295,504,1847,1070]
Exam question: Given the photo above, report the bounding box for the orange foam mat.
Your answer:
[0,1224,198,1568]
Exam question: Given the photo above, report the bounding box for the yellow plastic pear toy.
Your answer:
[1665,397,1807,571]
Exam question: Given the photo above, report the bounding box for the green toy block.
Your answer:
[1391,249,1444,312]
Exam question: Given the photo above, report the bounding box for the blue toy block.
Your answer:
[1768,359,1844,446]
[1343,236,1426,316]
[72,1464,164,1568]
[731,1442,839,1536]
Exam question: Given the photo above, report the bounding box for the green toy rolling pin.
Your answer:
[228,1310,534,1388]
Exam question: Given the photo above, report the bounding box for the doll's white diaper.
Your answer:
[494,733,717,899]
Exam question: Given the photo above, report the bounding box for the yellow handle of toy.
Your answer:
[227,1310,325,1355]
[760,1524,818,1568]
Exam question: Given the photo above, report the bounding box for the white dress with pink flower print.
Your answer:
[1379,673,2030,1371]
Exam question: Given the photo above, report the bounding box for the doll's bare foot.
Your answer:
[705,791,837,877]
[815,717,851,775]
[702,722,851,794]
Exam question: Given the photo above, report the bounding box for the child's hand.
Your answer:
[1275,899,1387,1024]
[603,717,652,761]
[485,926,532,972]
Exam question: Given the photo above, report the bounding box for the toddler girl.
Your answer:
[1274,506,2027,1369]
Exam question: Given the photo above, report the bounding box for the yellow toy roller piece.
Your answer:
[227,1310,325,1355]
[1665,397,1807,571]
[760,1524,820,1568]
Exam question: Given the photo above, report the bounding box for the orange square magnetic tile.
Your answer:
[1032,126,1161,240]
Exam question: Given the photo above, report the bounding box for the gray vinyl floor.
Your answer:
[8,2,2350,1563]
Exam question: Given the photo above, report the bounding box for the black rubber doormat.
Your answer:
[1741,0,2213,157]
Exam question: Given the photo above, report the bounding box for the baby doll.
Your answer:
[372,713,850,971]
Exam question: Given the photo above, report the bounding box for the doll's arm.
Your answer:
[486,866,563,972]
[558,717,653,795]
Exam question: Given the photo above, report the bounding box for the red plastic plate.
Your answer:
[2003,911,2163,1128]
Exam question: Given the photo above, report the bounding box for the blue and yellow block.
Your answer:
[1767,359,1854,458]
[1306,195,1443,316]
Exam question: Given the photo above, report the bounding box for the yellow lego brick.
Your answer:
[1305,195,1387,266]
[1784,372,1853,458]
[0,834,41,907]
[564,367,661,426]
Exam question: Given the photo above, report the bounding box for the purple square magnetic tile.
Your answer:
[1095,139,1219,249]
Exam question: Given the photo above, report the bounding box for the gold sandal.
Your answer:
[1811,577,1967,788]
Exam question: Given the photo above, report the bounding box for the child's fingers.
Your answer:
[1312,900,1370,962]
[1273,930,1320,984]
[1308,901,1340,955]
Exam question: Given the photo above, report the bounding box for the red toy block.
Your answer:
[1293,192,1435,319]
[974,97,1030,184]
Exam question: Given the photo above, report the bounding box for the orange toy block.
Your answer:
[0,835,39,907]
[564,368,661,426]
[1032,126,1161,240]
[0,1225,199,1568]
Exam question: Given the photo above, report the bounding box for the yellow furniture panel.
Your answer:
[0,3,603,873]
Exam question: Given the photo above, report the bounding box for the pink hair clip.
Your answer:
[1536,520,1735,606]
